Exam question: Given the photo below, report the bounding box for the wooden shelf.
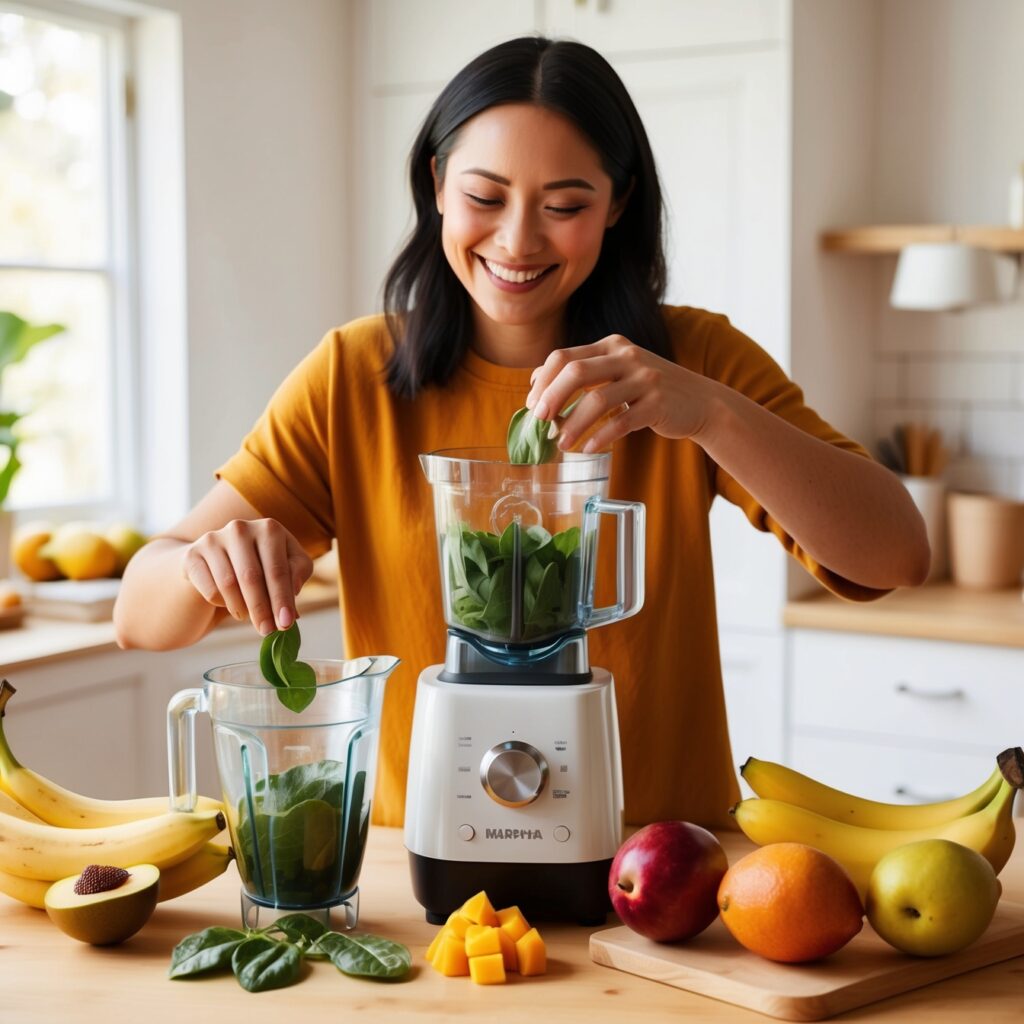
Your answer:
[820,224,1024,254]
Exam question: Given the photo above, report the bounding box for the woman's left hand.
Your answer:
[526,334,717,452]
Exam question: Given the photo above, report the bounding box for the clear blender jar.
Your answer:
[168,656,398,928]
[420,446,645,671]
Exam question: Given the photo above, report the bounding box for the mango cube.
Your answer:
[464,924,502,958]
[516,927,546,976]
[497,926,518,972]
[434,933,469,977]
[468,951,506,985]
[445,910,473,939]
[461,890,499,926]
[496,905,531,942]
[425,929,444,963]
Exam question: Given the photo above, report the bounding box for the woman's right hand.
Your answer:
[180,518,314,636]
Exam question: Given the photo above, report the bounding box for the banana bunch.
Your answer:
[733,748,1023,899]
[0,680,233,909]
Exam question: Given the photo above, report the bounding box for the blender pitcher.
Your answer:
[167,656,398,929]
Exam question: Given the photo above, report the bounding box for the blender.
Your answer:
[405,447,644,924]
[168,655,398,929]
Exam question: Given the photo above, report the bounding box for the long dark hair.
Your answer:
[383,36,670,398]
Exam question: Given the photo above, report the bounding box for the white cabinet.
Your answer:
[788,628,1024,810]
[3,607,343,801]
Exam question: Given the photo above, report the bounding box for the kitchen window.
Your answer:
[0,1,138,522]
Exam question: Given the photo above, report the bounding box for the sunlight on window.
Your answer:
[0,10,116,511]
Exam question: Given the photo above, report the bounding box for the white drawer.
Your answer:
[789,630,1024,751]
[790,732,1000,806]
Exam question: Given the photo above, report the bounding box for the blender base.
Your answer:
[409,851,612,926]
[240,888,360,931]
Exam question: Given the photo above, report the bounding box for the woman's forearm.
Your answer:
[113,538,226,650]
[695,383,930,589]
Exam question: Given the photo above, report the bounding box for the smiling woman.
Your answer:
[116,35,928,835]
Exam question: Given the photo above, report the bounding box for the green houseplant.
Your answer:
[0,311,65,506]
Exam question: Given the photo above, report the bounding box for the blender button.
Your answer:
[553,826,571,842]
[458,824,475,841]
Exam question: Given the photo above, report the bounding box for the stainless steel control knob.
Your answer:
[480,741,548,808]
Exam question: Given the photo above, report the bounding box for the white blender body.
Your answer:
[405,447,644,924]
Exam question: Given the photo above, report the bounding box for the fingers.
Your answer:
[181,519,313,636]
[555,380,634,451]
[580,393,653,452]
[526,335,630,420]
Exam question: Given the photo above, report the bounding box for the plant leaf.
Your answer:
[259,632,286,688]
[314,931,411,979]
[0,312,65,375]
[232,937,303,992]
[169,926,248,978]
[264,913,328,946]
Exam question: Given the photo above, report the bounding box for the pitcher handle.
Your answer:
[580,497,646,629]
[167,687,206,812]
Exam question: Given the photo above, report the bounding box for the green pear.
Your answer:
[105,523,148,575]
[866,839,1001,957]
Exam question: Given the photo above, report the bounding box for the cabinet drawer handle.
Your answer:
[894,683,965,701]
[894,785,956,803]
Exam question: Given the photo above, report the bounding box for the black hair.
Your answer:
[382,35,671,398]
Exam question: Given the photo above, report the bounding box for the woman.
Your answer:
[115,37,928,830]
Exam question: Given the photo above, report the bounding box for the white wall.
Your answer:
[870,0,1024,499]
[136,0,353,512]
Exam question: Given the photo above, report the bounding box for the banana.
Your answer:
[740,756,1004,829]
[0,680,221,827]
[0,788,44,824]
[0,868,48,909]
[157,840,234,902]
[0,806,225,881]
[732,776,1018,898]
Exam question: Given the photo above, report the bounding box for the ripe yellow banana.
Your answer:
[732,777,1018,899]
[0,868,48,909]
[157,840,234,902]
[0,788,44,824]
[0,681,221,827]
[740,757,1004,829]
[0,806,225,880]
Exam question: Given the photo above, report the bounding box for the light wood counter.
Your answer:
[0,580,340,672]
[785,583,1024,649]
[3,827,1023,1022]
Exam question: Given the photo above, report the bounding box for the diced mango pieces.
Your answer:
[461,890,499,926]
[497,926,518,972]
[468,951,506,985]
[516,927,546,977]
[445,910,473,939]
[464,924,502,958]
[435,933,470,977]
[426,893,544,984]
[425,929,444,963]
[497,905,531,942]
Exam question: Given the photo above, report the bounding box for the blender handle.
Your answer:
[581,497,646,629]
[167,687,206,813]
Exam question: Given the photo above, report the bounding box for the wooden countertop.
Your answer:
[0,579,340,672]
[3,827,1023,1022]
[784,582,1024,649]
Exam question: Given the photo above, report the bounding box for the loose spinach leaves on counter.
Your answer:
[259,621,317,712]
[447,520,581,639]
[169,913,411,993]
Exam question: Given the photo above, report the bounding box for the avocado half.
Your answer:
[45,864,160,945]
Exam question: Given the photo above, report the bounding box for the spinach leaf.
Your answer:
[232,937,303,993]
[312,931,412,980]
[264,913,328,946]
[169,926,248,978]
[507,396,581,464]
[259,622,316,712]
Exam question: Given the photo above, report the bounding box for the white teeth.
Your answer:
[484,258,550,284]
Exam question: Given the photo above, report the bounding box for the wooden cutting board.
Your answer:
[590,900,1024,1021]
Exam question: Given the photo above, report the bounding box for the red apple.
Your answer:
[608,821,728,942]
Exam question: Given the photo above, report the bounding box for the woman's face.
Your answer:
[431,103,629,331]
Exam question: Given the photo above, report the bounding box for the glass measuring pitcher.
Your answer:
[420,447,644,648]
[167,656,398,928]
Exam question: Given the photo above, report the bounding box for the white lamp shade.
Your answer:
[890,243,1003,311]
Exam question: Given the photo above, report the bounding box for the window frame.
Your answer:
[1,0,141,528]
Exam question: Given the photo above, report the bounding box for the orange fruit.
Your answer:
[717,843,863,963]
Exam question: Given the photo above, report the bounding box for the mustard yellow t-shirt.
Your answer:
[216,306,885,830]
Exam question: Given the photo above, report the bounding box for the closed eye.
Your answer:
[464,194,587,215]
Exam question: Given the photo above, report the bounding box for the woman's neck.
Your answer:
[469,305,565,368]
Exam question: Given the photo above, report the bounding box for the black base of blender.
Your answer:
[408,851,613,926]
